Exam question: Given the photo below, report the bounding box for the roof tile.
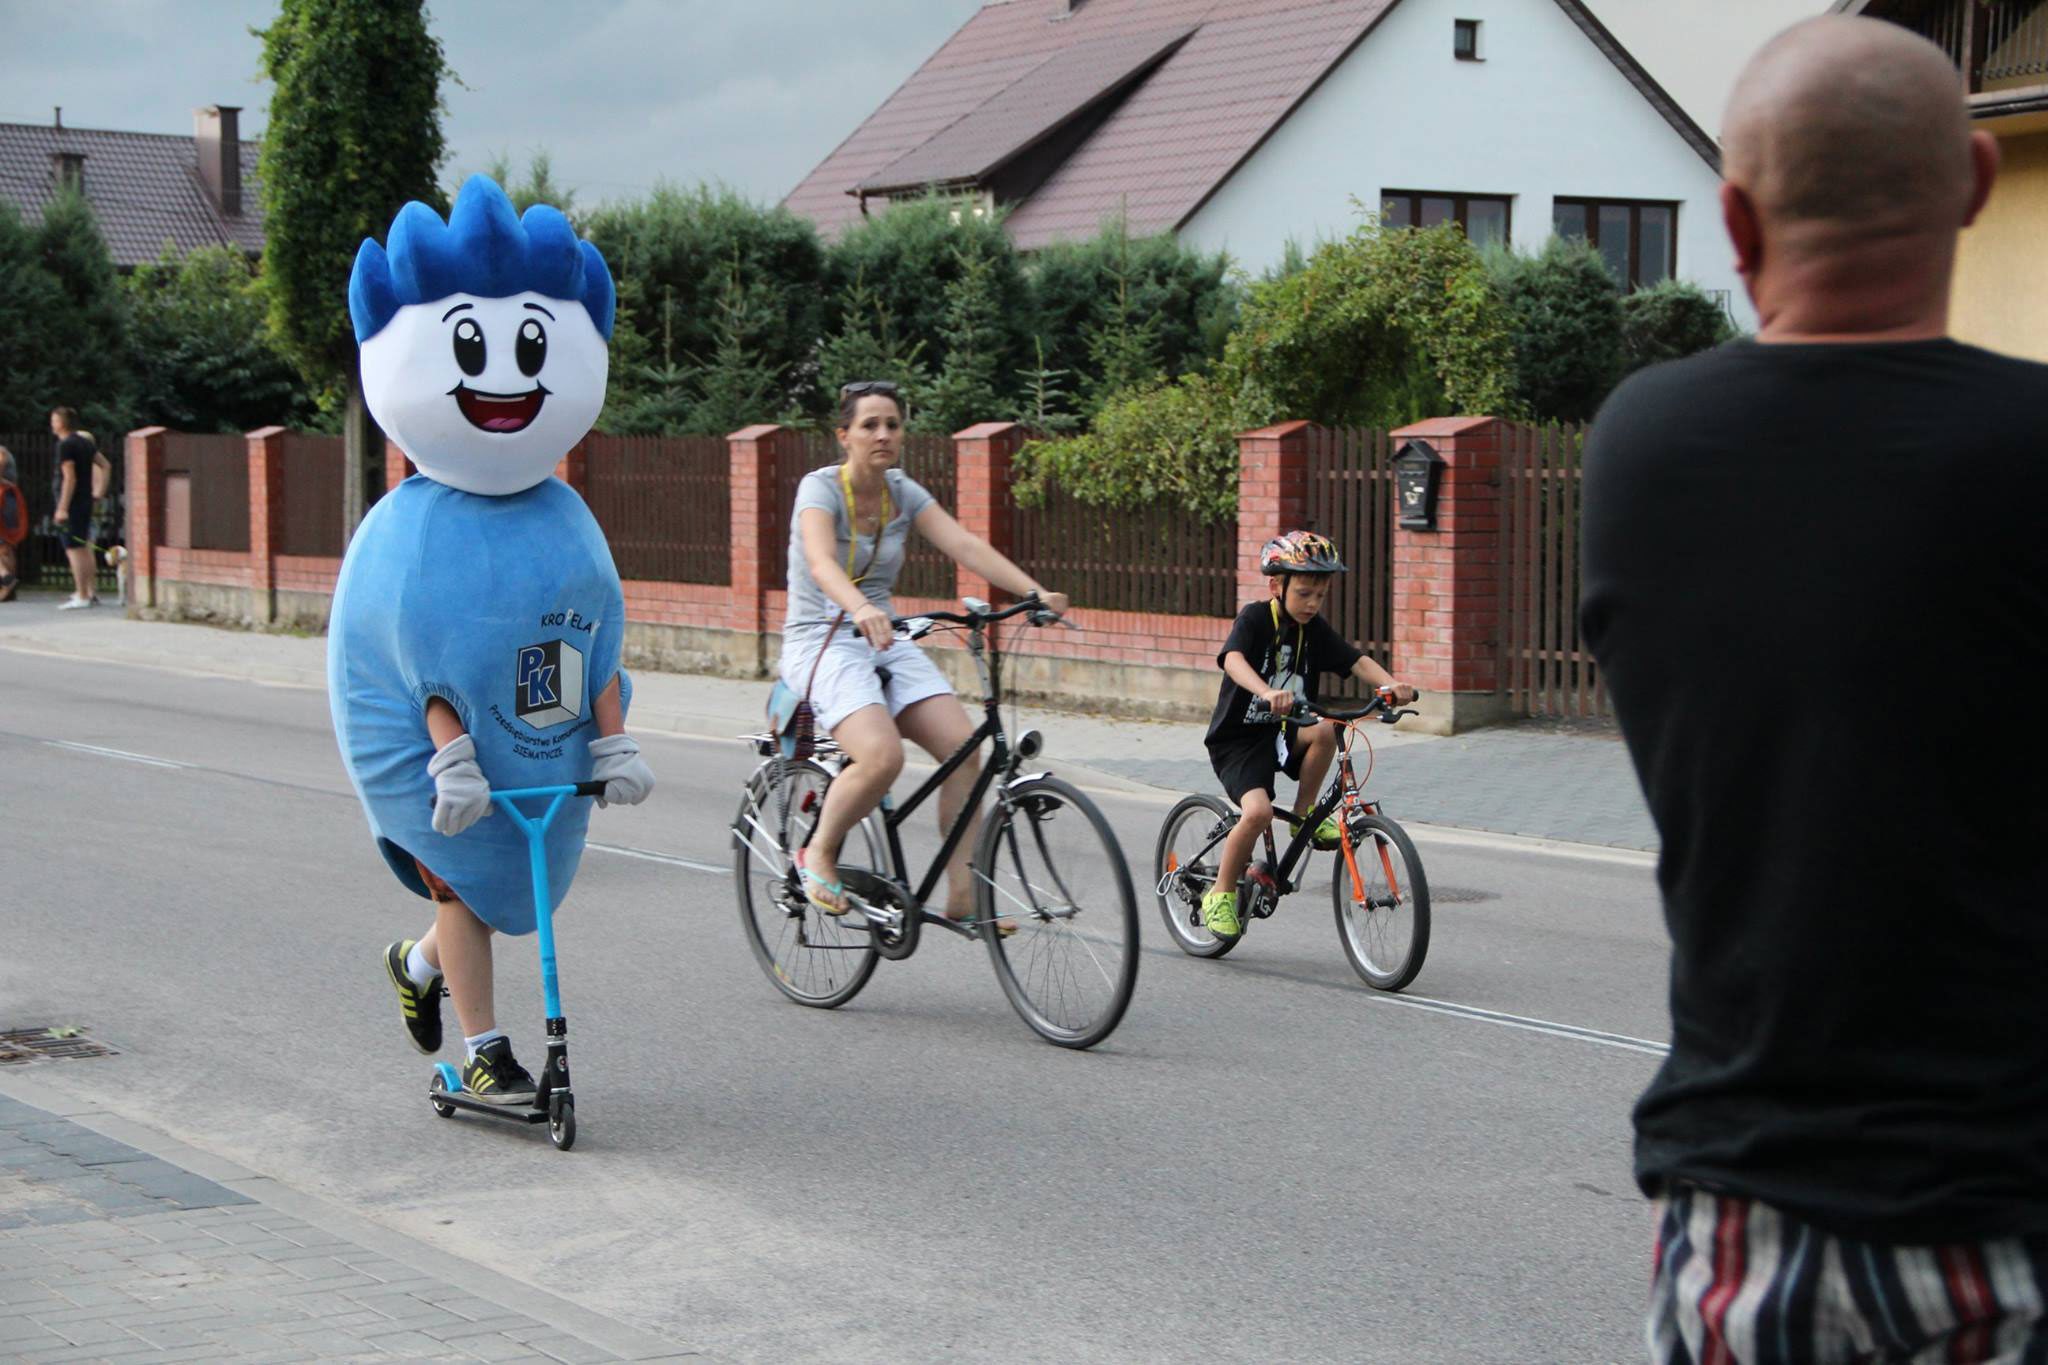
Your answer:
[0,121,265,266]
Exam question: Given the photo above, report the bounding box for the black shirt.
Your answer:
[1581,338,2048,1242]
[57,433,96,519]
[1205,599,1363,749]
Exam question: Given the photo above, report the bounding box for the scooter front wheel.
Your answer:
[548,1095,576,1151]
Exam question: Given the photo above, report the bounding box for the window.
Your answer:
[1552,198,1676,288]
[1454,19,1481,60]
[1380,190,1512,247]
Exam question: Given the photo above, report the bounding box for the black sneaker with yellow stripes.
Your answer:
[382,939,445,1055]
[461,1037,538,1106]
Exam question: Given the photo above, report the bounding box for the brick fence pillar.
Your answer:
[1235,421,1318,604]
[953,421,1025,603]
[384,438,416,492]
[728,424,798,677]
[124,427,167,611]
[246,426,287,624]
[1387,416,1515,735]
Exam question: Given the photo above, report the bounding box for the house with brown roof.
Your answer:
[786,0,1752,327]
[1840,0,2048,362]
[0,105,262,267]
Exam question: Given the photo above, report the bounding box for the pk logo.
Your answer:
[515,639,584,729]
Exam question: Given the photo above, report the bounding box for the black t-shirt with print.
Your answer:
[1204,599,1362,750]
[1582,337,2048,1243]
[57,433,96,521]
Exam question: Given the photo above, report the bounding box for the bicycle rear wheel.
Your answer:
[977,775,1139,1049]
[1152,793,1241,958]
[733,758,883,1008]
[1331,813,1430,992]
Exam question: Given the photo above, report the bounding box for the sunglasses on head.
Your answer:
[840,380,901,399]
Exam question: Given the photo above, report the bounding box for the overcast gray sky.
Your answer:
[1,0,1816,211]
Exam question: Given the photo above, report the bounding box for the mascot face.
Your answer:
[350,175,616,497]
[360,291,607,495]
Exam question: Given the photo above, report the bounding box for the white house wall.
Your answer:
[1178,0,1754,330]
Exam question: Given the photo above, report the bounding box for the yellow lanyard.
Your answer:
[1270,599,1305,706]
[841,464,891,584]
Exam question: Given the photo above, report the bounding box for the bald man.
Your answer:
[1581,16,2048,1364]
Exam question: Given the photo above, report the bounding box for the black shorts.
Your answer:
[1208,727,1311,805]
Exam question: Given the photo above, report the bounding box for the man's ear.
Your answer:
[1964,129,2000,227]
[1720,180,1763,280]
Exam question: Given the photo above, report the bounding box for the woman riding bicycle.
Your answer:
[783,381,1068,922]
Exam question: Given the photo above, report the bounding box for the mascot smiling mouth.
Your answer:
[451,384,549,434]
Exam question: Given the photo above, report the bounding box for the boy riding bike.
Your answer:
[1202,531,1415,938]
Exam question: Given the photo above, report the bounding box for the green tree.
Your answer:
[1485,235,1625,422]
[35,189,134,434]
[825,194,1029,391]
[1620,278,1736,375]
[685,253,787,436]
[815,265,931,423]
[258,0,451,533]
[1011,337,1079,436]
[479,150,576,217]
[583,184,825,423]
[1023,214,1236,411]
[125,245,317,433]
[922,245,1008,435]
[0,201,70,431]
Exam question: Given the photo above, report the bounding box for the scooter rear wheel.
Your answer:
[429,1074,457,1119]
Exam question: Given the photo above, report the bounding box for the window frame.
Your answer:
[1379,189,1513,247]
[1454,18,1481,61]
[1551,196,1678,289]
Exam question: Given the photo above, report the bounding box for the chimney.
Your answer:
[195,105,242,217]
[50,151,84,194]
[1052,0,1085,16]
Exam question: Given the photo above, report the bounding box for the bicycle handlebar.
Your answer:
[493,781,608,801]
[893,592,1062,638]
[1246,689,1422,725]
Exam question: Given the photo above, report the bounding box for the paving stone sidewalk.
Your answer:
[0,1094,686,1363]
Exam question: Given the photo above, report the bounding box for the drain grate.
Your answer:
[1425,886,1498,905]
[0,1027,118,1065]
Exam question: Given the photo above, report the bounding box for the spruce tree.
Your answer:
[0,200,66,430]
[686,253,786,436]
[1079,219,1162,414]
[817,265,930,423]
[1012,336,1079,435]
[35,189,133,432]
[924,245,1007,435]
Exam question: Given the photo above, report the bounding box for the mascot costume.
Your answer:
[331,175,652,1090]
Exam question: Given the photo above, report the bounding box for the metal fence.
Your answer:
[2,429,123,590]
[1304,425,1395,700]
[1499,422,1603,719]
[583,433,731,585]
[771,430,957,603]
[1011,486,1236,618]
[279,433,345,558]
[163,433,249,553]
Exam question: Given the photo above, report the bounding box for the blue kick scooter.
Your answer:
[428,781,605,1151]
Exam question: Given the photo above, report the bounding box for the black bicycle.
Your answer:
[732,594,1140,1049]
[1152,691,1432,992]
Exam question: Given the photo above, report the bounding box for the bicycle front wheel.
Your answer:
[1153,792,1241,958]
[977,775,1139,1049]
[733,758,882,1009]
[1331,813,1431,992]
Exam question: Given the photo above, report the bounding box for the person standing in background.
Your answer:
[49,407,107,609]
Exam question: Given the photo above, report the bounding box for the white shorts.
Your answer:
[778,634,955,734]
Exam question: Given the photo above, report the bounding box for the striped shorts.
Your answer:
[1650,1183,2048,1364]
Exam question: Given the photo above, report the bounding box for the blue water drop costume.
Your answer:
[328,476,628,935]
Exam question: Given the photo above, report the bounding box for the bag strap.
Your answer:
[802,612,845,703]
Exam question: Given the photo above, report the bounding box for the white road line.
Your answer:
[587,841,727,876]
[1401,823,1657,868]
[1367,993,1668,1056]
[44,740,191,770]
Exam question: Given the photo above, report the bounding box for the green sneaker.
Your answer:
[1201,887,1242,938]
[382,939,445,1055]
[1287,813,1344,851]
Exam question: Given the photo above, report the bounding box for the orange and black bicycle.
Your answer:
[1152,689,1431,992]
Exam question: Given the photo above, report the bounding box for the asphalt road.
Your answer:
[2,647,1672,1363]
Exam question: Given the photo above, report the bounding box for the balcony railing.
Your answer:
[1872,0,2048,95]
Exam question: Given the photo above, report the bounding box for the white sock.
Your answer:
[405,941,439,988]
[464,1029,505,1061]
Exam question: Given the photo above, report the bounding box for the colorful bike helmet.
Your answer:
[1259,530,1346,576]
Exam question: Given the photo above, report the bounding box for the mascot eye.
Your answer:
[452,318,486,376]
[516,319,547,377]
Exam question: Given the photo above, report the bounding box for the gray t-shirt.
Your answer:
[783,465,935,644]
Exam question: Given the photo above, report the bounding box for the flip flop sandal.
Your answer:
[947,906,1018,937]
[794,847,850,916]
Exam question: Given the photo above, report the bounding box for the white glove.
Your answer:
[427,733,493,836]
[587,733,654,808]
